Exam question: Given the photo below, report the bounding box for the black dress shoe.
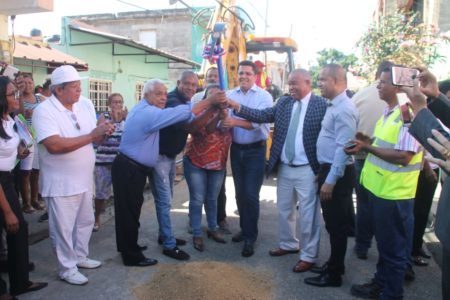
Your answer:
[304,273,342,287]
[124,257,158,267]
[157,237,186,246]
[351,279,382,299]
[232,232,244,243]
[163,247,190,261]
[416,247,432,259]
[241,243,254,257]
[138,245,148,251]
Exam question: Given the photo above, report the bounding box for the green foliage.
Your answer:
[310,48,358,90]
[357,11,449,79]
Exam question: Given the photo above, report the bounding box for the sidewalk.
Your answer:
[22,175,442,299]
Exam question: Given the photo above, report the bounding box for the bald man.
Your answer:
[229,69,327,272]
[304,64,359,287]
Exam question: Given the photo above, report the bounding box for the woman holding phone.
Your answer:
[0,76,47,297]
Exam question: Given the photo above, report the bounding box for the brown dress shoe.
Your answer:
[193,237,204,252]
[292,260,315,273]
[269,248,299,256]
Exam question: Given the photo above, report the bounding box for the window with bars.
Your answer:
[89,79,112,112]
[135,83,144,103]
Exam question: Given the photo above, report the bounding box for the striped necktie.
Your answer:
[285,101,302,163]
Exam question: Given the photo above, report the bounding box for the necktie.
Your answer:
[285,101,302,163]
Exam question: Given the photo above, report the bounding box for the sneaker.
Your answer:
[77,258,102,269]
[351,279,382,299]
[61,270,88,285]
[163,247,190,260]
[38,212,48,223]
[92,223,100,232]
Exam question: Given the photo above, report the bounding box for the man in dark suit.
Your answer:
[403,69,450,300]
[228,69,327,272]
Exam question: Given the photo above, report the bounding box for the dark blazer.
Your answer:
[409,102,450,249]
[236,94,327,175]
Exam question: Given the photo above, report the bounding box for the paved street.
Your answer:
[21,175,442,299]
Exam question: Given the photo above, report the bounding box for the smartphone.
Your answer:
[344,141,357,150]
[391,66,419,87]
[0,64,19,81]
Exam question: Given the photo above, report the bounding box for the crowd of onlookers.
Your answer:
[0,59,449,300]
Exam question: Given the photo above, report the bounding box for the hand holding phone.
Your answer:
[392,66,419,87]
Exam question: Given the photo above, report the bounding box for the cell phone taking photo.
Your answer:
[391,66,419,87]
[344,141,357,150]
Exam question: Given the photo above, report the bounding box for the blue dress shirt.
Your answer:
[317,91,359,184]
[228,84,273,144]
[119,99,194,167]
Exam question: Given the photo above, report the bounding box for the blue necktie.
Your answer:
[285,101,302,163]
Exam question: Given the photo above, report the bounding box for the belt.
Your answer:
[117,153,150,172]
[285,163,309,168]
[232,140,266,150]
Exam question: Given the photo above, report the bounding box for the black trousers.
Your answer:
[412,168,439,255]
[216,170,227,223]
[112,155,149,264]
[318,164,355,276]
[0,172,30,295]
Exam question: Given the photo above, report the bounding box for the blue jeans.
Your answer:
[354,158,373,255]
[230,143,266,244]
[148,155,176,250]
[183,157,225,237]
[370,190,414,300]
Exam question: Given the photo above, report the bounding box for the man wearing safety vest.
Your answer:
[345,66,423,300]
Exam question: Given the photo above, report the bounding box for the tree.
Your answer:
[357,11,449,79]
[309,48,358,90]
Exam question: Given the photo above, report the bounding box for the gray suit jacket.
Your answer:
[409,105,450,249]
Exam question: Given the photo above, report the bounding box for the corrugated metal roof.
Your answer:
[69,20,200,68]
[13,40,88,70]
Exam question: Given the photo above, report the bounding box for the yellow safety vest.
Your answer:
[360,108,423,200]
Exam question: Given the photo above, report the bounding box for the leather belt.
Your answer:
[117,152,150,172]
[232,140,266,150]
[286,163,309,168]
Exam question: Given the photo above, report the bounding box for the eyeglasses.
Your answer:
[6,90,20,99]
[70,113,81,130]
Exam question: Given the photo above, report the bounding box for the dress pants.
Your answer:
[216,170,227,223]
[230,143,266,244]
[45,191,94,278]
[443,246,450,300]
[277,163,320,262]
[354,158,374,255]
[0,172,30,294]
[112,154,148,264]
[370,191,413,300]
[412,168,439,255]
[317,164,355,276]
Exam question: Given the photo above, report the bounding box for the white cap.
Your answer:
[51,65,86,86]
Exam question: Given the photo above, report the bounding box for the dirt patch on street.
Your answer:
[133,261,273,300]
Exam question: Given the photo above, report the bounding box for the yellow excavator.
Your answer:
[191,0,298,159]
[194,0,298,92]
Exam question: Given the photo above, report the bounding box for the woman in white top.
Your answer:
[0,76,47,297]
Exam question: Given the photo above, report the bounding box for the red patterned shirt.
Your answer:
[185,111,232,170]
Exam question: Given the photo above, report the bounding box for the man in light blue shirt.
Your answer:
[223,60,273,257]
[304,64,358,288]
[112,79,194,267]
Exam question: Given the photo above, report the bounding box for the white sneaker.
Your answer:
[77,258,102,269]
[61,270,88,285]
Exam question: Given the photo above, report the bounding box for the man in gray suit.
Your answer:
[227,69,327,273]
[404,69,450,300]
